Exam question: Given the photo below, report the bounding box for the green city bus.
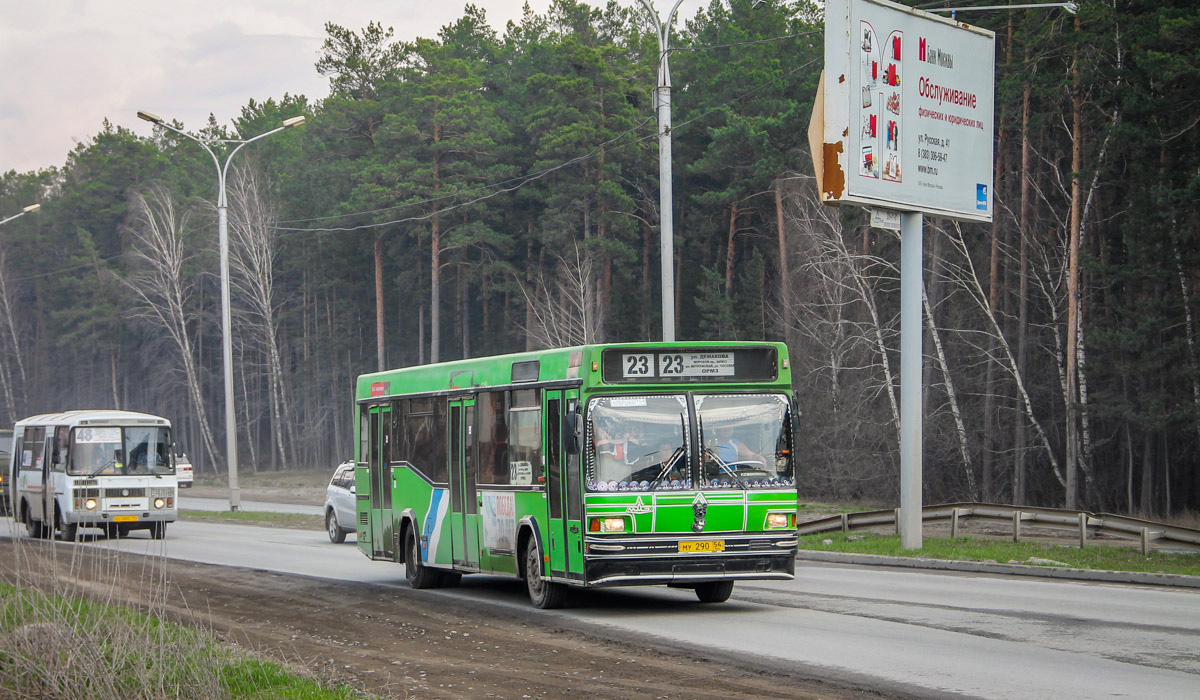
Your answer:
[354,342,798,608]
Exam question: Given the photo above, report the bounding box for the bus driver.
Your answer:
[712,424,765,467]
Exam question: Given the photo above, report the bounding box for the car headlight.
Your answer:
[154,498,165,509]
[85,499,97,510]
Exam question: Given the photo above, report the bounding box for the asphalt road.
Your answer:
[4,515,1196,700]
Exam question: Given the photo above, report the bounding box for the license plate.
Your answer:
[112,515,138,522]
[679,540,724,553]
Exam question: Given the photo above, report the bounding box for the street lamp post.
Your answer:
[137,110,304,511]
[0,203,41,227]
[638,0,687,343]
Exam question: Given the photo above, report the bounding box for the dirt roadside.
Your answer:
[0,538,886,700]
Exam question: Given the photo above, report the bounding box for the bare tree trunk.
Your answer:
[375,233,385,371]
[1064,19,1083,509]
[122,186,220,467]
[0,247,28,418]
[774,177,792,342]
[924,286,976,498]
[725,202,739,299]
[228,163,296,467]
[433,224,448,363]
[946,222,1064,487]
[1014,78,1032,506]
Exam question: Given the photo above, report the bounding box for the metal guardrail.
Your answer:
[798,502,1200,554]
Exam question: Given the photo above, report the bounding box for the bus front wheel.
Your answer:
[25,514,48,539]
[404,528,441,589]
[694,580,735,603]
[56,508,77,542]
[524,539,566,609]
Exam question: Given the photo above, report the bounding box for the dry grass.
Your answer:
[0,534,369,699]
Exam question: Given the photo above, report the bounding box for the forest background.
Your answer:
[1,0,1196,516]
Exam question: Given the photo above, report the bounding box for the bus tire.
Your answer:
[404,528,441,589]
[326,510,346,544]
[524,539,566,609]
[150,522,166,540]
[694,580,735,603]
[56,508,77,542]
[25,515,48,539]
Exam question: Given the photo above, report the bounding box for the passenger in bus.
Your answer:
[112,449,125,472]
[712,425,765,467]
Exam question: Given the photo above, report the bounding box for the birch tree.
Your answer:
[228,162,296,469]
[122,186,220,468]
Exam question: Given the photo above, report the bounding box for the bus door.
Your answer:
[449,397,480,569]
[368,404,394,559]
[546,391,584,579]
[563,391,585,577]
[38,429,52,525]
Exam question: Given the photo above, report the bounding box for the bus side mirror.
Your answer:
[50,436,64,465]
[563,413,583,455]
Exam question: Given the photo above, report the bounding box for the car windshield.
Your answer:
[586,395,689,492]
[70,426,173,476]
[695,393,794,489]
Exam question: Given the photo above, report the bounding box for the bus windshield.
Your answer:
[69,426,173,476]
[587,395,689,491]
[696,393,793,488]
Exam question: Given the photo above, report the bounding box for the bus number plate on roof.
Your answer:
[621,352,735,379]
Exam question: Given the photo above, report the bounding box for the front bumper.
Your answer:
[582,533,797,586]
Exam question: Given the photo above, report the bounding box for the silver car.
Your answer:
[324,461,356,543]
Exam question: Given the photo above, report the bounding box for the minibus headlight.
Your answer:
[767,513,791,529]
[154,498,165,509]
[85,499,97,510]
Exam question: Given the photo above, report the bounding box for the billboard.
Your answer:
[819,0,995,222]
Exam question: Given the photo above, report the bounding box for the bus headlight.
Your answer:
[766,512,792,529]
[154,498,165,509]
[85,499,97,510]
[589,517,627,533]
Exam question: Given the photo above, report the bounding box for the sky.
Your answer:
[0,1,597,174]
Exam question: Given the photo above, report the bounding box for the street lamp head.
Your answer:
[22,203,41,214]
[137,110,164,125]
[1063,1,1079,14]
[282,115,306,129]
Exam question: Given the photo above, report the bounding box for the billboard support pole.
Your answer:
[899,210,923,549]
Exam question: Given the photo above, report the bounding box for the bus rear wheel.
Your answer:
[524,539,566,609]
[694,580,735,603]
[404,528,441,589]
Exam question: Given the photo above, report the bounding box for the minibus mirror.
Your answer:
[50,436,64,465]
[563,412,583,455]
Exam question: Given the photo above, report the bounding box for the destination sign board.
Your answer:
[601,347,777,384]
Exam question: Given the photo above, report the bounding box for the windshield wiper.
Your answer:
[698,415,745,488]
[88,460,116,478]
[649,413,689,491]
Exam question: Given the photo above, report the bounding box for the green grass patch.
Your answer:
[180,509,324,531]
[799,532,1200,577]
[223,658,367,699]
[0,583,369,699]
